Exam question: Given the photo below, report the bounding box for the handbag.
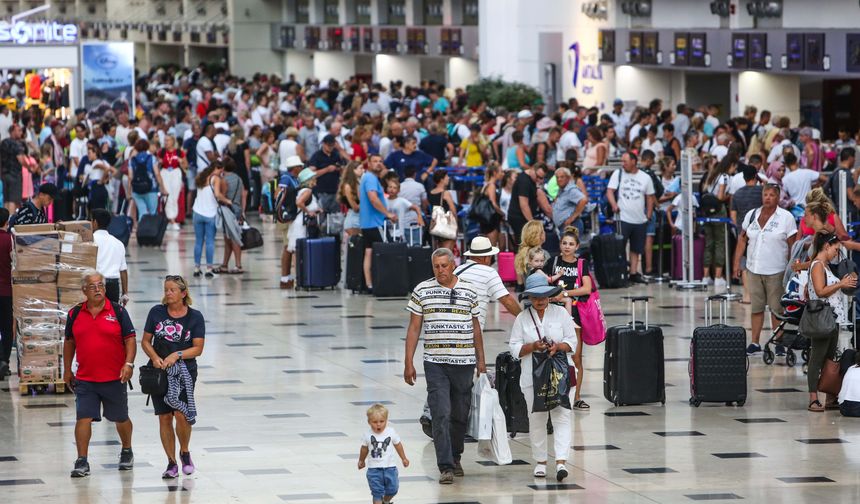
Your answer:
[304,214,321,239]
[477,389,513,465]
[528,308,571,412]
[575,259,607,346]
[800,263,839,340]
[469,189,497,226]
[817,358,843,396]
[241,226,264,250]
[835,251,859,295]
[430,205,457,240]
[467,374,495,440]
[138,364,168,396]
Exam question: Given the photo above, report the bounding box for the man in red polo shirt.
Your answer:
[64,269,137,478]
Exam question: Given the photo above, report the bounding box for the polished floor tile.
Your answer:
[3,222,860,503]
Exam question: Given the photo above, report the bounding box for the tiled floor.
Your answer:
[2,221,860,503]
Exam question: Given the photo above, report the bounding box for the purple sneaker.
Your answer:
[162,462,179,479]
[180,452,195,475]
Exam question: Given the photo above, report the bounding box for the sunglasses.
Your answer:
[449,288,458,306]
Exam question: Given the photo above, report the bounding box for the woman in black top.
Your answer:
[543,227,592,410]
[141,275,206,479]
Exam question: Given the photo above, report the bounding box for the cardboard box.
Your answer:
[14,231,61,254]
[13,282,58,303]
[58,242,98,270]
[17,340,61,356]
[57,270,85,290]
[57,231,82,243]
[19,355,59,383]
[13,224,56,234]
[57,221,93,242]
[12,249,58,272]
[17,326,63,342]
[12,270,58,284]
[57,288,85,307]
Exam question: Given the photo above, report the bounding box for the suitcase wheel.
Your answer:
[690,398,701,407]
[736,398,746,407]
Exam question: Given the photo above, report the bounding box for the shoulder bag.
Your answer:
[430,205,457,240]
[799,263,838,340]
[574,259,606,346]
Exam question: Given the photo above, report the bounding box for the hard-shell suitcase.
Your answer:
[672,233,705,280]
[407,247,433,291]
[495,351,529,435]
[372,242,410,297]
[52,188,74,222]
[689,295,748,407]
[498,252,516,283]
[136,213,167,246]
[590,232,628,289]
[346,234,366,293]
[108,200,133,248]
[296,236,339,289]
[604,296,666,406]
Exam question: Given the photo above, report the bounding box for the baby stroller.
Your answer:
[762,295,811,367]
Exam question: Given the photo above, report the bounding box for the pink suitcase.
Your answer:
[498,251,516,283]
[671,234,704,280]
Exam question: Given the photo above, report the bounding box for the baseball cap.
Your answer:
[613,98,624,106]
[516,110,533,120]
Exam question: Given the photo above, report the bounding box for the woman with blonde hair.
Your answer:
[799,188,849,239]
[515,220,546,291]
[337,161,364,237]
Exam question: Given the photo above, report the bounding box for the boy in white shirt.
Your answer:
[385,179,424,244]
[358,404,409,504]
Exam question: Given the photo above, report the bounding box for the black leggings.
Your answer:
[248,169,262,212]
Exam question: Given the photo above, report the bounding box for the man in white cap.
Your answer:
[278,155,304,289]
[418,236,521,437]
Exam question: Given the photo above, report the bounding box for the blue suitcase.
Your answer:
[296,236,339,290]
[108,200,133,248]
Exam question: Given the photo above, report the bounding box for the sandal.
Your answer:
[533,463,546,478]
[228,267,244,274]
[573,399,590,410]
[212,265,229,274]
[808,400,824,412]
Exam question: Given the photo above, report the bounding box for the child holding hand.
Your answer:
[358,404,409,504]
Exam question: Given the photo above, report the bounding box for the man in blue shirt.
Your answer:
[359,155,397,292]
[278,156,303,289]
[384,136,437,181]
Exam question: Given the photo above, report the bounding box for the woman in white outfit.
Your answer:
[286,168,320,255]
[509,273,577,482]
[159,135,187,230]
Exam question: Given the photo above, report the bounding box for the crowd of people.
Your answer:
[3,64,860,493]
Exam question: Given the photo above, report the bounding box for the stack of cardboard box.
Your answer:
[12,222,96,385]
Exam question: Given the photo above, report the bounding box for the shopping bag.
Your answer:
[467,374,495,440]
[477,390,513,465]
[531,351,571,412]
[576,259,606,345]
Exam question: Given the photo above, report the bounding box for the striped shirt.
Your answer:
[407,278,480,365]
[454,261,509,330]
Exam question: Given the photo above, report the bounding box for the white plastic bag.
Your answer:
[467,374,494,440]
[477,388,513,465]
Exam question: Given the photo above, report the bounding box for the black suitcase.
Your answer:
[590,232,628,288]
[371,242,410,297]
[346,234,367,293]
[136,213,168,246]
[52,188,74,222]
[407,247,432,291]
[689,295,748,407]
[604,296,665,406]
[495,351,529,435]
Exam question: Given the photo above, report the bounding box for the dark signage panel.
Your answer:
[690,32,706,67]
[749,33,767,70]
[805,33,825,71]
[643,32,658,65]
[732,33,748,69]
[629,31,643,63]
[674,32,689,66]
[786,33,804,70]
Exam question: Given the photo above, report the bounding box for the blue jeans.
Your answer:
[193,212,216,267]
[132,192,159,221]
[366,467,398,500]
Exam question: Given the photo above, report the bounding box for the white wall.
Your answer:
[614,66,684,109]
[314,52,357,83]
[375,54,420,86]
[645,0,720,29]
[285,50,314,82]
[448,57,479,90]
[229,0,282,77]
[738,71,800,125]
[147,44,183,68]
[782,0,860,28]
[564,0,615,110]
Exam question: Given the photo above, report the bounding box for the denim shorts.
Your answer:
[74,379,129,422]
[366,466,399,500]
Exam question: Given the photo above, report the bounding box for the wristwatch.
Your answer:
[124,362,134,369]
[177,351,183,360]
[562,291,569,298]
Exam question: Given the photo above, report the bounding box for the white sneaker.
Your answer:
[714,278,727,290]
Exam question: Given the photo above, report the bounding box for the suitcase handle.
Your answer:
[705,294,728,325]
[629,296,651,328]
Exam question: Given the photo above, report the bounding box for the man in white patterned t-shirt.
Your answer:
[404,248,486,485]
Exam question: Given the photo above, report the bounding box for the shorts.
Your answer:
[2,175,22,205]
[74,379,129,422]
[747,271,784,314]
[344,209,360,230]
[362,227,383,249]
[619,221,647,255]
[366,467,399,500]
[277,221,292,243]
[150,365,197,416]
[646,212,658,236]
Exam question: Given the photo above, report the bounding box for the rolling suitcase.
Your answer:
[604,296,665,406]
[495,351,529,435]
[296,236,339,289]
[108,200,133,248]
[346,234,367,293]
[590,226,628,288]
[672,233,704,280]
[405,226,432,291]
[136,201,168,246]
[371,241,410,297]
[689,295,748,407]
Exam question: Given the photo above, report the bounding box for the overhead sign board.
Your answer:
[0,4,78,44]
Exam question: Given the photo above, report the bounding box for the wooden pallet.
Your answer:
[19,380,65,395]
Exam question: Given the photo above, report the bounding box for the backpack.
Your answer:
[67,301,127,336]
[698,176,724,216]
[274,183,299,223]
[642,167,665,200]
[130,156,153,194]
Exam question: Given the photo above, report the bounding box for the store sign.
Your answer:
[569,41,603,96]
[0,5,78,45]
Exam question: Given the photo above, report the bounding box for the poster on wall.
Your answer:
[731,33,748,69]
[81,42,134,120]
[629,31,643,63]
[786,33,804,71]
[805,33,825,71]
[689,33,706,67]
[642,32,658,65]
[598,30,615,63]
[674,32,689,66]
[749,33,767,69]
